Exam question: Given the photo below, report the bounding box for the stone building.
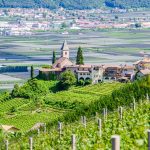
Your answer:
[39,41,136,83]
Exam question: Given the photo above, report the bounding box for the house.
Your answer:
[121,65,135,81]
[65,64,104,84]
[1,125,20,133]
[103,65,122,81]
[134,56,150,70]
[136,69,150,79]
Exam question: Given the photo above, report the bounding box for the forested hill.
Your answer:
[0,0,103,9]
[0,0,150,9]
[105,0,150,9]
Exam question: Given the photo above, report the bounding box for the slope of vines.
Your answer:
[2,100,149,149]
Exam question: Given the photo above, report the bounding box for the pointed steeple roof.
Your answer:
[61,40,69,51]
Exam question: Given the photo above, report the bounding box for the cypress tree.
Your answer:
[31,65,34,79]
[76,46,84,65]
[52,50,56,64]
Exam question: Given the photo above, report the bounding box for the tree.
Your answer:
[85,79,92,85]
[135,23,141,28]
[11,84,20,97]
[78,79,85,86]
[58,70,76,90]
[52,50,56,64]
[76,46,84,65]
[61,22,67,29]
[31,65,34,79]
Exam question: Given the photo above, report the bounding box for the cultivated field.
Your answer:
[0,29,150,67]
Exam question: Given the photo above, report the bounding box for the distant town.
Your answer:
[0,8,150,36]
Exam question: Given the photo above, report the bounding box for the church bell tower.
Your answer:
[61,40,69,59]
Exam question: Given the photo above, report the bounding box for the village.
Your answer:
[39,41,150,84]
[1,8,150,35]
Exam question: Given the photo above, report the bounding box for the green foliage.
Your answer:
[5,101,150,149]
[0,98,29,112]
[61,22,67,29]
[76,46,84,65]
[57,70,77,90]
[44,82,122,109]
[0,91,11,102]
[38,71,57,81]
[52,50,56,64]
[11,84,20,98]
[78,79,85,86]
[84,79,92,85]
[11,79,52,99]
[105,0,150,9]
[0,0,149,9]
[10,106,17,113]
[135,23,142,28]
[0,0,103,9]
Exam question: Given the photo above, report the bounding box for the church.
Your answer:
[39,41,136,83]
[39,41,104,83]
[39,40,73,80]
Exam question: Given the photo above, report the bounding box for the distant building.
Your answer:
[136,69,150,79]
[1,125,20,133]
[103,65,122,81]
[121,65,135,81]
[39,41,136,83]
[39,40,73,80]
[134,56,150,70]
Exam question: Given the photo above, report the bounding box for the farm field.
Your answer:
[1,29,150,67]
[0,28,150,90]
[2,100,149,149]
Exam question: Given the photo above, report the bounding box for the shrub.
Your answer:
[84,79,92,85]
[58,70,77,90]
[78,79,85,86]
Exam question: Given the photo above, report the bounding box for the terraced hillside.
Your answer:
[1,100,149,149]
[0,76,150,149]
[0,82,122,131]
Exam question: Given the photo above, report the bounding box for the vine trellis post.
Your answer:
[111,135,120,150]
[72,134,76,150]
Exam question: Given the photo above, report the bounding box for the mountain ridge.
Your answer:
[0,0,149,9]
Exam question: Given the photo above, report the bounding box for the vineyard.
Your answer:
[0,82,122,132]
[0,77,150,149]
[44,82,122,109]
[0,98,29,112]
[0,98,64,131]
[1,100,149,149]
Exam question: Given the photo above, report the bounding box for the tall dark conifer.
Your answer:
[52,50,56,64]
[76,46,84,65]
[31,65,34,79]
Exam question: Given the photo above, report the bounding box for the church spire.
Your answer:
[61,40,69,59]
